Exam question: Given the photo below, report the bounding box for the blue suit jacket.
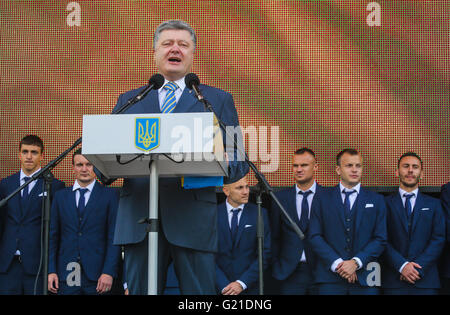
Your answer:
[112,84,247,252]
[215,202,271,294]
[49,182,120,281]
[441,182,450,278]
[270,184,326,280]
[0,172,65,275]
[382,191,445,289]
[308,185,387,286]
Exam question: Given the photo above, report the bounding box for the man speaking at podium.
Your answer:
[110,20,247,294]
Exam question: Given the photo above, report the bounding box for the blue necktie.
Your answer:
[161,82,178,113]
[298,190,312,232]
[22,176,31,200]
[343,189,356,218]
[230,208,241,244]
[78,188,88,217]
[403,193,414,222]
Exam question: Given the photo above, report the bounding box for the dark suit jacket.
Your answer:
[441,182,450,278]
[308,185,387,286]
[382,191,445,289]
[112,84,246,252]
[0,172,65,275]
[48,182,120,281]
[215,202,271,294]
[271,184,326,280]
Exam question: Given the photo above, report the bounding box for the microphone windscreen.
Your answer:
[185,73,200,89]
[149,73,165,89]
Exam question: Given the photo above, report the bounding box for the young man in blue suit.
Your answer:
[271,148,325,294]
[216,174,271,295]
[0,135,65,294]
[109,20,248,295]
[309,148,387,295]
[382,152,445,295]
[441,180,450,294]
[48,149,120,295]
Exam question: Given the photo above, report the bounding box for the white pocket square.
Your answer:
[245,225,253,228]
[365,203,374,208]
[421,208,430,211]
[38,192,47,197]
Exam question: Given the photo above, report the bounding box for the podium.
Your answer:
[82,112,227,294]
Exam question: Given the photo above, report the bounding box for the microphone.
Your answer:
[133,73,165,102]
[185,73,204,101]
[112,73,165,114]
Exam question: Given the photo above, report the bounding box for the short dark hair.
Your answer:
[19,135,44,153]
[397,151,423,168]
[336,148,359,165]
[72,148,83,165]
[294,147,316,159]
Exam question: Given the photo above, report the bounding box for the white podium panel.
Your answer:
[82,112,227,178]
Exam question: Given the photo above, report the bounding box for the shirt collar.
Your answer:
[20,168,41,181]
[158,76,186,93]
[73,179,96,192]
[226,200,245,213]
[295,181,317,195]
[339,182,361,194]
[399,187,419,198]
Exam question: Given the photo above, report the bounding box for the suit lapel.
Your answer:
[411,192,424,234]
[331,186,346,229]
[20,178,42,221]
[289,186,300,225]
[234,204,249,248]
[392,193,409,234]
[173,87,203,113]
[218,204,233,249]
[80,182,100,228]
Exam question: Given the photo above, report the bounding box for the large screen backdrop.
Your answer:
[1,1,449,189]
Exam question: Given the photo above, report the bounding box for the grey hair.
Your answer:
[153,20,197,50]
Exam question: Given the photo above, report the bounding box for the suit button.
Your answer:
[78,232,82,236]
[346,238,351,242]
[346,219,351,222]
[346,228,350,232]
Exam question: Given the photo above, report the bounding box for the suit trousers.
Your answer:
[0,256,43,295]
[279,262,315,295]
[316,282,380,295]
[124,233,216,295]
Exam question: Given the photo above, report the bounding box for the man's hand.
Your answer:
[400,262,422,284]
[222,281,244,295]
[96,274,113,294]
[347,272,358,284]
[48,273,59,294]
[336,260,358,279]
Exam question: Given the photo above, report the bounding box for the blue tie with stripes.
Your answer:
[161,81,178,113]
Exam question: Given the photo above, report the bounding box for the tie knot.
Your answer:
[164,81,178,91]
[232,208,241,215]
[403,193,414,200]
[299,190,312,197]
[23,176,31,182]
[343,189,356,197]
[78,188,88,196]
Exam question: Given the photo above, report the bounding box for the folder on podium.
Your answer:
[81,112,227,295]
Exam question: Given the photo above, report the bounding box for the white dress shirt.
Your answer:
[295,181,317,262]
[223,200,247,291]
[72,179,96,207]
[331,182,362,272]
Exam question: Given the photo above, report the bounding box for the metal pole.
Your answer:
[148,160,159,295]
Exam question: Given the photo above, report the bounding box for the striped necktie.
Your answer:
[161,81,178,113]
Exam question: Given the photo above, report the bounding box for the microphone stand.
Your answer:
[0,79,159,295]
[194,93,305,295]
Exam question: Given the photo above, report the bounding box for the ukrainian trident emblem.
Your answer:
[135,118,160,151]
